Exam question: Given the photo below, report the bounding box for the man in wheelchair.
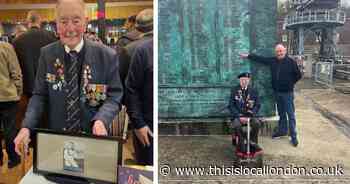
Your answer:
[228,72,262,157]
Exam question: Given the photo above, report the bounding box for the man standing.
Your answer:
[0,41,22,168]
[116,15,138,48]
[125,38,153,165]
[14,0,123,155]
[240,44,302,147]
[118,9,153,88]
[228,72,261,149]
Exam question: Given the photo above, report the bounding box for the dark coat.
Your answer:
[248,54,302,92]
[22,40,123,133]
[228,85,261,120]
[12,27,57,95]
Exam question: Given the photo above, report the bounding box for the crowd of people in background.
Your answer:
[0,1,154,169]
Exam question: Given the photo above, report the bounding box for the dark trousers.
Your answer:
[275,92,297,139]
[132,131,153,166]
[0,101,20,162]
[232,118,260,143]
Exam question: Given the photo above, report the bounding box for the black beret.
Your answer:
[237,72,251,79]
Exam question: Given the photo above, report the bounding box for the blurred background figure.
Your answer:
[13,24,27,39]
[125,38,153,166]
[118,9,153,90]
[12,10,57,130]
[0,35,22,169]
[116,15,138,48]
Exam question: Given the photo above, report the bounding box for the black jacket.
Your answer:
[13,27,57,95]
[248,54,302,92]
[228,85,261,120]
[125,38,153,130]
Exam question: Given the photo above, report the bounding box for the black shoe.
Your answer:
[8,159,21,169]
[272,132,288,139]
[291,138,299,147]
[251,143,262,152]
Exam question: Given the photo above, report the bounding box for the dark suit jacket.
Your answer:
[125,38,153,130]
[22,40,123,133]
[228,85,261,120]
[13,27,57,95]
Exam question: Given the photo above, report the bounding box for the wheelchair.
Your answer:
[231,117,263,167]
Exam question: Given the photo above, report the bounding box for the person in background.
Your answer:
[12,11,57,131]
[118,9,153,90]
[13,25,27,39]
[125,38,153,165]
[0,40,23,168]
[13,10,57,99]
[116,15,138,48]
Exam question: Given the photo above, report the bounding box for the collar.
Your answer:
[241,86,248,91]
[64,38,84,54]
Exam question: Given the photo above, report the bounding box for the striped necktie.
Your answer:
[65,50,81,132]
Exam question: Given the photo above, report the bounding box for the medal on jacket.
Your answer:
[51,58,66,91]
[82,64,92,95]
[86,84,107,107]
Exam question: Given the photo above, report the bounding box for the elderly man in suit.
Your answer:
[228,72,261,150]
[14,0,123,155]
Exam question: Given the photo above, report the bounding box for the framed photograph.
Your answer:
[33,129,123,184]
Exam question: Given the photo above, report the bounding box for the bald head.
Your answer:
[135,9,153,32]
[275,44,287,60]
[56,0,86,18]
[27,11,41,28]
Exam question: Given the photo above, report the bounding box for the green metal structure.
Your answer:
[159,0,277,119]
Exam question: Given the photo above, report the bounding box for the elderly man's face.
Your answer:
[240,77,250,88]
[56,1,86,48]
[275,44,286,60]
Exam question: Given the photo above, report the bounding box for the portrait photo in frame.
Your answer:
[33,129,123,184]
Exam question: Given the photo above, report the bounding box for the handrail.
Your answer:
[285,9,346,28]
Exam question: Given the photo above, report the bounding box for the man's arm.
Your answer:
[91,52,123,133]
[22,48,48,129]
[240,53,274,65]
[292,57,302,83]
[15,48,48,156]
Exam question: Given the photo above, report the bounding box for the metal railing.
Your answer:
[313,59,350,92]
[314,61,334,87]
[285,9,346,28]
[290,0,315,8]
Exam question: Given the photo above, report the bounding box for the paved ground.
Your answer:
[159,78,350,183]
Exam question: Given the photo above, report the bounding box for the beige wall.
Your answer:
[0,4,153,22]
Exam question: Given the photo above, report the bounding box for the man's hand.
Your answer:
[134,126,153,147]
[92,120,108,136]
[239,53,249,59]
[239,117,249,123]
[14,128,30,156]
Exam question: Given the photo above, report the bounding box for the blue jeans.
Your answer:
[275,92,297,139]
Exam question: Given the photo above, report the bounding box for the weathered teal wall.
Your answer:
[159,0,277,119]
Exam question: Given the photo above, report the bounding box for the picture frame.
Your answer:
[33,129,123,184]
